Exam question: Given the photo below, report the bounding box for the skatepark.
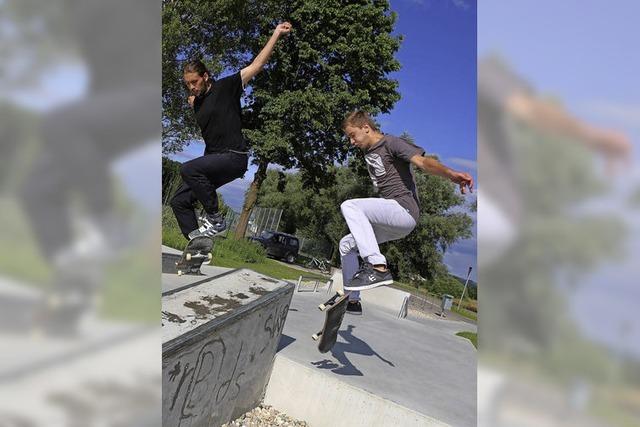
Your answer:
[161,245,476,427]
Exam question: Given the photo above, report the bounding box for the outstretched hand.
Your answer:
[274,22,292,37]
[451,171,474,194]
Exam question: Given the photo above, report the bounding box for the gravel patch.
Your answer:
[222,404,308,427]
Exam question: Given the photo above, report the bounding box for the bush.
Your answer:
[455,299,477,313]
[213,238,266,264]
[464,299,477,312]
[428,274,465,298]
[162,206,187,250]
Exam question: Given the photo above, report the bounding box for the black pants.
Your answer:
[170,151,248,238]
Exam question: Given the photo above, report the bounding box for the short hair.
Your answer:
[183,59,209,77]
[342,110,379,131]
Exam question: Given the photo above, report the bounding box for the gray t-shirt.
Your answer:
[364,134,425,221]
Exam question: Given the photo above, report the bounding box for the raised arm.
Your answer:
[410,155,474,194]
[240,22,292,86]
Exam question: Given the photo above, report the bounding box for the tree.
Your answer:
[162,0,262,151]
[162,0,402,239]
[382,168,473,282]
[257,159,473,281]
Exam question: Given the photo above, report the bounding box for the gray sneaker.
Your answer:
[188,212,227,239]
[344,262,393,291]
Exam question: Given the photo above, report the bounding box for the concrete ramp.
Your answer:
[265,290,476,427]
[265,356,450,427]
[162,268,294,427]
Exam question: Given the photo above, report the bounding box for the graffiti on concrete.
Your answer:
[260,302,289,355]
[164,299,290,427]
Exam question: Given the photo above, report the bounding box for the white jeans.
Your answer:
[339,198,416,300]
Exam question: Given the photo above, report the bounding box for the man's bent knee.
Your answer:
[180,160,199,179]
[170,194,187,211]
[340,199,356,215]
[339,235,356,256]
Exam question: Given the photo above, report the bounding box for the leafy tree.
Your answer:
[382,169,473,282]
[162,0,262,150]
[162,0,403,239]
[257,159,473,281]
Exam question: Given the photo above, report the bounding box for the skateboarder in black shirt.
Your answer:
[171,22,292,239]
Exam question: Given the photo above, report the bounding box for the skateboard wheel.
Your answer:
[207,253,213,261]
[312,333,320,341]
[318,303,326,311]
[186,253,192,261]
[177,270,183,276]
[337,290,345,296]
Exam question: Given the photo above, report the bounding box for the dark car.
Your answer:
[250,231,299,263]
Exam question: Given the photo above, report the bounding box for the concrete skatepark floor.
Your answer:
[274,289,477,427]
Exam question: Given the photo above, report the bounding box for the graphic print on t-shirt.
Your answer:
[365,153,386,190]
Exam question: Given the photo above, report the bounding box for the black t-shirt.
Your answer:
[193,72,246,154]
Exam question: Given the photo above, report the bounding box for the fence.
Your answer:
[297,236,334,261]
[225,206,283,239]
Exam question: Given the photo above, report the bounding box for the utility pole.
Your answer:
[457,266,473,310]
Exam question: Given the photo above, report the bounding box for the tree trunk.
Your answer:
[234,160,269,240]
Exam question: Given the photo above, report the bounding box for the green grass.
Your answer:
[213,238,267,264]
[213,256,328,281]
[390,281,433,298]
[456,331,477,349]
[162,213,327,282]
[452,306,478,322]
[210,239,328,281]
[391,280,478,322]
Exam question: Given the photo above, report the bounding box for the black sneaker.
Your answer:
[344,262,393,291]
[346,300,363,315]
[188,212,227,239]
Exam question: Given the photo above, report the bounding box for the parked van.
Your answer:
[250,231,299,263]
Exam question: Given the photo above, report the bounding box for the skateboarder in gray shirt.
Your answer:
[340,111,474,313]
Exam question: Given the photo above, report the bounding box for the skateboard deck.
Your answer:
[312,290,350,353]
[175,236,214,276]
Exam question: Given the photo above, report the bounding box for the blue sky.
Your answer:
[479,1,640,356]
[171,0,479,280]
[385,0,477,280]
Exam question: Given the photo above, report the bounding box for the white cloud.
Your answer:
[447,157,477,171]
[450,0,471,10]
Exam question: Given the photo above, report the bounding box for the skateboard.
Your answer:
[175,236,214,276]
[312,290,350,353]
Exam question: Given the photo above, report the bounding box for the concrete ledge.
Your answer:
[162,269,294,427]
[264,356,451,427]
[360,286,410,317]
